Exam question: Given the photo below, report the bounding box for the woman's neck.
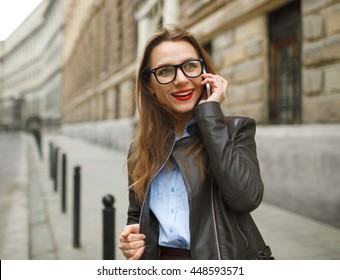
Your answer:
[174,113,194,139]
[175,124,185,138]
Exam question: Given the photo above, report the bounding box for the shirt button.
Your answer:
[171,187,175,192]
[170,208,175,213]
[169,227,173,233]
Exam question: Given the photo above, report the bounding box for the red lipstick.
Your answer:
[171,89,194,101]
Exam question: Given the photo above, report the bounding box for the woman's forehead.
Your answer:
[150,41,198,67]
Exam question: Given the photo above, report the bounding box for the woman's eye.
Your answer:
[158,67,174,76]
[184,62,199,70]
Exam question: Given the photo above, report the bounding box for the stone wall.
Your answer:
[256,124,340,228]
[62,118,135,153]
[212,15,267,123]
[302,0,340,122]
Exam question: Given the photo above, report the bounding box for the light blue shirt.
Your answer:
[149,119,196,250]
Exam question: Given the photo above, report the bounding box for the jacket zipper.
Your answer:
[211,180,222,259]
[233,215,249,248]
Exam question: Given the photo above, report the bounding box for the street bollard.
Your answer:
[73,166,81,248]
[61,153,67,213]
[102,194,115,260]
[32,128,42,159]
[49,142,53,179]
[54,147,59,192]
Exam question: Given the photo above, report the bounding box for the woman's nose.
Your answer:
[174,68,188,83]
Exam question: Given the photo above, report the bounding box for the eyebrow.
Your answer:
[153,57,198,68]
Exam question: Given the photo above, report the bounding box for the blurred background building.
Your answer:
[0,0,64,131]
[0,0,339,228]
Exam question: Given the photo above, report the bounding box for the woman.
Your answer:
[119,25,273,260]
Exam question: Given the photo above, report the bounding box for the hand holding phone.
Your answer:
[202,66,211,98]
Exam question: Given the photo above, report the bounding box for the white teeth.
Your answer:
[173,91,191,96]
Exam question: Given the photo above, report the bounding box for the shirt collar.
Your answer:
[175,118,197,141]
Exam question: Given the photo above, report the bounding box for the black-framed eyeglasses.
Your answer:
[147,58,204,85]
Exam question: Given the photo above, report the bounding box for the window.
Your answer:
[268,0,301,124]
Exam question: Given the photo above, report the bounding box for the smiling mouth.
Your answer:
[171,90,194,101]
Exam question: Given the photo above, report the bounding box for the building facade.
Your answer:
[0,0,64,130]
[2,0,338,130]
[61,0,138,150]
[62,0,137,124]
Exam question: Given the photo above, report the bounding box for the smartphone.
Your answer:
[202,66,211,97]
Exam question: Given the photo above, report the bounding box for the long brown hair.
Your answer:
[128,25,218,203]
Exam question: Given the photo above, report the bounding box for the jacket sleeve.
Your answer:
[195,102,264,213]
[127,187,141,225]
[126,143,141,225]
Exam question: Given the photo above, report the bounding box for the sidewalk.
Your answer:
[0,132,29,260]
[27,132,340,260]
[28,132,129,260]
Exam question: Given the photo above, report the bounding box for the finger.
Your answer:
[126,233,146,242]
[120,224,140,238]
[204,74,227,86]
[119,233,146,244]
[119,239,145,251]
[201,74,228,103]
[128,246,145,260]
[210,76,227,96]
[123,249,137,259]
[201,76,222,88]
[220,79,229,99]
[217,77,228,90]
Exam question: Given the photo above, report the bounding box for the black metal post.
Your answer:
[49,142,53,179]
[32,128,42,159]
[73,166,81,248]
[54,147,59,192]
[102,194,115,260]
[61,153,67,213]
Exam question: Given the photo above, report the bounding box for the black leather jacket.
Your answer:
[127,102,268,259]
